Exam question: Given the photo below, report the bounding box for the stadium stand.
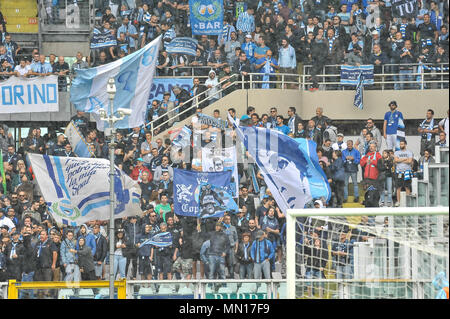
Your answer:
[0,0,448,299]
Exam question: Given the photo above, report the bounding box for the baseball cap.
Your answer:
[131,133,139,138]
[245,34,252,39]
[337,133,344,137]
[136,157,144,162]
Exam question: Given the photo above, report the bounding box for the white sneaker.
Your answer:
[394,202,400,207]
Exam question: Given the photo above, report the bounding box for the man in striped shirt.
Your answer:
[236,7,255,36]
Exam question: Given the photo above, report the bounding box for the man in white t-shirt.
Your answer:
[14,58,31,77]
[438,109,449,147]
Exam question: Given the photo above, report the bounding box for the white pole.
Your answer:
[286,212,296,299]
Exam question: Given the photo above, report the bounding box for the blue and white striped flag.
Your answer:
[139,232,173,247]
[28,154,141,226]
[353,71,364,110]
[228,115,331,212]
[70,36,162,131]
[65,121,94,158]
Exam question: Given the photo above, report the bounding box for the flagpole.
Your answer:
[106,78,117,300]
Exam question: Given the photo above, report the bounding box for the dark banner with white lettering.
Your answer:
[391,0,418,18]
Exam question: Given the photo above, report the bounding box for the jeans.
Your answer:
[399,69,414,90]
[344,172,358,200]
[239,263,253,279]
[208,255,225,280]
[225,248,235,278]
[253,259,271,279]
[305,269,324,287]
[386,134,397,151]
[19,271,35,299]
[380,177,393,205]
[114,254,127,279]
[336,265,353,279]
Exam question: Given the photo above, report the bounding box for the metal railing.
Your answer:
[302,63,449,90]
[147,73,239,136]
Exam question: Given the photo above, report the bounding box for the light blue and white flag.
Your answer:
[28,154,141,226]
[70,36,162,131]
[395,114,406,151]
[165,37,199,56]
[140,232,173,247]
[228,115,331,212]
[189,0,224,35]
[353,71,364,110]
[64,121,94,158]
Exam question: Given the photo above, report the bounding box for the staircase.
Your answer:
[0,0,39,33]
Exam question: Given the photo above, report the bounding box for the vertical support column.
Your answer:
[286,210,296,299]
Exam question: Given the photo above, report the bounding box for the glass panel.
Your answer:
[440,149,449,164]
[440,166,449,206]
[417,182,428,207]
[428,168,438,207]
[39,0,91,31]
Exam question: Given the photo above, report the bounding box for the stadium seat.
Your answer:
[58,289,74,299]
[178,286,194,295]
[138,287,155,295]
[237,282,257,294]
[157,284,175,295]
[217,286,233,294]
[256,283,268,294]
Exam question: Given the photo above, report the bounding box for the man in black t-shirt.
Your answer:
[70,111,90,137]
[50,232,62,281]
[418,13,438,42]
[53,56,70,92]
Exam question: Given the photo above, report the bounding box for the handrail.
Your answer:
[148,73,239,135]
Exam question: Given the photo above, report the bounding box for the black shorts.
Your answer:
[156,255,172,274]
[139,256,152,276]
[192,253,201,262]
[395,175,412,189]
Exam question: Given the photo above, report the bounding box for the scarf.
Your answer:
[400,23,407,38]
[328,36,336,52]
[420,118,435,141]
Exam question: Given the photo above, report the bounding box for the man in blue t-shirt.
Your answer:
[383,101,404,151]
[274,115,290,135]
[254,50,279,89]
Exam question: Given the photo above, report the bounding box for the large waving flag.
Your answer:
[29,154,141,226]
[140,232,173,247]
[65,121,94,158]
[70,36,162,130]
[229,115,331,212]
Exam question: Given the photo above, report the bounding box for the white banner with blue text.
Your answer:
[0,75,59,113]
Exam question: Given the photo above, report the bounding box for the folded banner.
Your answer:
[90,28,117,49]
[391,0,418,18]
[29,154,141,226]
[165,37,199,56]
[197,113,228,129]
[189,0,224,35]
[395,113,406,151]
[140,232,173,247]
[340,65,374,85]
[354,72,364,110]
[229,114,331,212]
[172,125,192,148]
[0,75,59,113]
[199,183,239,218]
[0,150,7,194]
[173,169,236,218]
[70,35,162,131]
[65,121,95,158]
[201,146,239,197]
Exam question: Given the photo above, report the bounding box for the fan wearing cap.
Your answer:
[345,43,363,66]
[3,230,24,280]
[130,157,151,182]
[250,230,274,279]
